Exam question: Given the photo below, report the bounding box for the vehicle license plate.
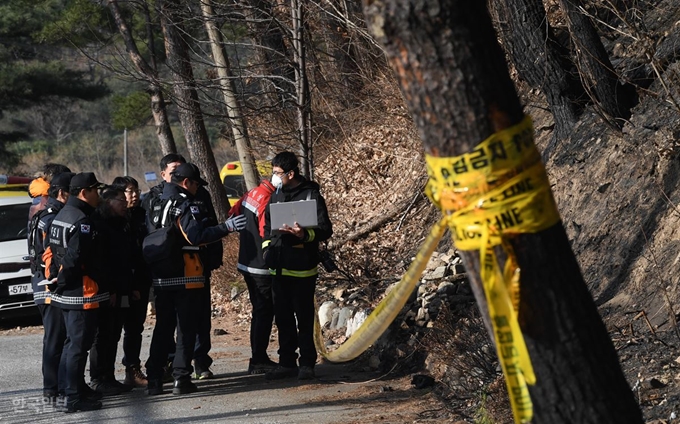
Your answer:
[8,283,32,295]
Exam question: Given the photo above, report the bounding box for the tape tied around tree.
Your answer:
[425,115,561,424]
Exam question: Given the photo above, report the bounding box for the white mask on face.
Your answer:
[271,174,283,189]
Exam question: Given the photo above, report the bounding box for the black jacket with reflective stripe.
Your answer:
[150,183,230,290]
[48,197,109,310]
[263,178,333,277]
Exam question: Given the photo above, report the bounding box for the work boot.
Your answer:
[172,379,198,395]
[64,397,102,413]
[265,366,299,381]
[297,366,316,381]
[248,358,278,375]
[146,379,164,396]
[124,365,148,388]
[79,383,103,401]
[42,390,58,404]
[109,378,134,393]
[90,378,122,396]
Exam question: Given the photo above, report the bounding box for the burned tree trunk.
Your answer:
[490,0,585,142]
[362,0,642,422]
[557,0,637,129]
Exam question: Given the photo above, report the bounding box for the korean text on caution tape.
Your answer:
[425,115,561,424]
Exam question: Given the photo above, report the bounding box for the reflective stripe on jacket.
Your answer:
[48,197,109,310]
[230,180,275,276]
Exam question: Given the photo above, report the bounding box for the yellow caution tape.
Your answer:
[425,115,561,424]
[314,217,447,362]
[314,115,558,423]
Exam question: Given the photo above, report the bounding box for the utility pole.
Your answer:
[123,127,128,176]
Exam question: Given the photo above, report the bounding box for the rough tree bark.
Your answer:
[107,0,177,155]
[362,0,643,422]
[200,0,259,191]
[490,0,585,142]
[159,0,230,220]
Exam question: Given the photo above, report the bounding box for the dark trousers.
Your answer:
[62,308,98,400]
[193,282,212,373]
[38,303,67,394]
[122,288,150,368]
[146,288,201,381]
[272,275,317,368]
[90,307,125,381]
[243,273,275,362]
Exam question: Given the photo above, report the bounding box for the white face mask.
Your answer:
[271,174,283,189]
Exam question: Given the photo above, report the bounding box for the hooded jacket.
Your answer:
[263,177,333,278]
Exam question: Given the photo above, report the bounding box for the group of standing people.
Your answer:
[26,150,333,413]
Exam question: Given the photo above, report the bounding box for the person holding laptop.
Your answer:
[262,151,333,381]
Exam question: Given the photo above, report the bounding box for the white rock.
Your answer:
[345,309,370,337]
[334,307,354,330]
[318,301,337,328]
[330,309,340,329]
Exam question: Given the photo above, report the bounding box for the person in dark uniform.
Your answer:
[142,154,222,380]
[112,176,150,388]
[144,163,246,395]
[88,187,135,395]
[229,178,278,374]
[47,172,111,412]
[27,172,73,403]
[262,152,333,381]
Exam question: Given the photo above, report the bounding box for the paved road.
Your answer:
[0,321,389,424]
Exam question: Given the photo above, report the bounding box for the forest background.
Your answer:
[3,0,680,422]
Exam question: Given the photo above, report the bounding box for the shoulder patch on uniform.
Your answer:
[80,224,91,234]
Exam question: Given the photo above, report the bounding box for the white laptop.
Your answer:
[270,199,318,229]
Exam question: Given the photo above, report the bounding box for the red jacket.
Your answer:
[229,180,275,275]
